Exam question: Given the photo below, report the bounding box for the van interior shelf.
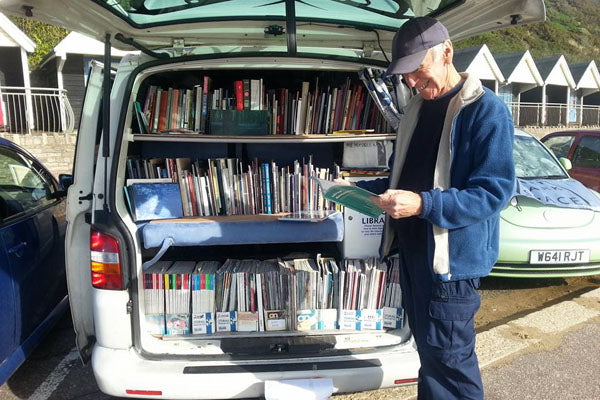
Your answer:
[132,133,396,144]
[140,213,344,269]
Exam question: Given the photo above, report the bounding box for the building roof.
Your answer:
[570,62,588,83]
[38,31,137,68]
[495,52,526,77]
[535,56,561,80]
[453,44,504,82]
[453,46,481,73]
[494,50,543,86]
[0,12,36,52]
[569,61,600,91]
[54,32,135,58]
[534,55,576,88]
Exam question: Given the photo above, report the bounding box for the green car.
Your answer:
[492,129,600,278]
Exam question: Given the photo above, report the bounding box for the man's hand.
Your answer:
[372,189,423,219]
[333,178,355,187]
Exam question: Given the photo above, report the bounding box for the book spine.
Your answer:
[157,90,168,132]
[250,79,261,110]
[235,80,244,111]
[262,163,272,214]
[201,76,211,133]
[243,79,250,110]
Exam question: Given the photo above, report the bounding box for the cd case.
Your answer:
[278,210,340,222]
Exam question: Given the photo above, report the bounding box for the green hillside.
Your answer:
[9,17,68,69]
[455,0,600,63]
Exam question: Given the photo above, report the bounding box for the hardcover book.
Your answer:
[128,183,184,221]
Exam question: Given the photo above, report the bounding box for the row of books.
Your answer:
[137,77,211,134]
[125,156,342,220]
[135,76,393,135]
[143,257,403,336]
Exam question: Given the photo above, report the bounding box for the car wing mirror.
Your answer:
[59,174,74,190]
[558,157,572,171]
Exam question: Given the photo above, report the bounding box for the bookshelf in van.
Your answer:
[126,68,395,237]
[130,69,394,138]
[128,68,402,339]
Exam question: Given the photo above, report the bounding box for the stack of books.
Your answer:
[191,261,221,334]
[338,258,403,330]
[125,156,341,220]
[142,256,404,336]
[135,76,393,135]
[136,77,213,134]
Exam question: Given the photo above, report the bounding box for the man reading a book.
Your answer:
[336,16,514,400]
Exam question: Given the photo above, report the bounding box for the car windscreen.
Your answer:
[514,135,568,180]
[93,0,461,29]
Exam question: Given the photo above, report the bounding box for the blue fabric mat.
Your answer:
[142,212,344,249]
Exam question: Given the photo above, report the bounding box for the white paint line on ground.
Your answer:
[29,347,80,400]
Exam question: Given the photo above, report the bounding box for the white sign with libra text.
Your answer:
[342,176,385,259]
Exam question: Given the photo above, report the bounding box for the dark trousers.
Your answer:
[398,251,483,400]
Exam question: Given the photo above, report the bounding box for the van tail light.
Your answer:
[90,229,123,290]
[395,378,418,385]
[125,390,162,396]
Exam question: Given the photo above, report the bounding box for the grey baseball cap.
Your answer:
[385,16,450,76]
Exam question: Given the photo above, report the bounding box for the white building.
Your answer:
[0,12,36,131]
[453,44,504,93]
[34,32,135,127]
[494,50,543,126]
[522,56,576,125]
[569,60,600,125]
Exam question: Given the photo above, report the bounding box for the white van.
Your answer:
[0,1,545,398]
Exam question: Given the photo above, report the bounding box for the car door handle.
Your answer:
[8,241,27,256]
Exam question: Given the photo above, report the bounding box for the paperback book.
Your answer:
[313,178,384,218]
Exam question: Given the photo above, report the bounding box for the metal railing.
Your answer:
[0,86,75,133]
[581,105,600,126]
[506,101,600,127]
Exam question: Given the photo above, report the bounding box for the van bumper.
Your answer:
[91,343,419,399]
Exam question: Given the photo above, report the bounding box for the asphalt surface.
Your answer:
[482,322,600,400]
[335,287,600,400]
[2,288,599,400]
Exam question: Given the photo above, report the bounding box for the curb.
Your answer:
[476,287,600,368]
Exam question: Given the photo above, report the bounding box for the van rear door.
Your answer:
[65,62,104,362]
[0,0,546,61]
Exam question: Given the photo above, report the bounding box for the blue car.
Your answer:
[0,137,71,385]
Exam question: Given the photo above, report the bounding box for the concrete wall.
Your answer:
[0,131,76,177]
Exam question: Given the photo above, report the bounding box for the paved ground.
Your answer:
[2,285,599,400]
[334,287,600,399]
[483,322,600,399]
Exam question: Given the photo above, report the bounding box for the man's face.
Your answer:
[402,48,450,100]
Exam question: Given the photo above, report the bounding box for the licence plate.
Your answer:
[530,249,590,264]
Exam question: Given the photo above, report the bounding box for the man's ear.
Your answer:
[444,40,454,65]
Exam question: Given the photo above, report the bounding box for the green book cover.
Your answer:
[134,101,149,134]
[314,178,384,219]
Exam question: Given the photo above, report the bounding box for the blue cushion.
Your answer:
[141,213,344,248]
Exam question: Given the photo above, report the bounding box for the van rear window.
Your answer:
[94,0,461,30]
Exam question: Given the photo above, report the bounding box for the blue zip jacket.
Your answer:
[358,73,515,281]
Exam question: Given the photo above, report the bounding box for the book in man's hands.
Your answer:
[313,178,384,219]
